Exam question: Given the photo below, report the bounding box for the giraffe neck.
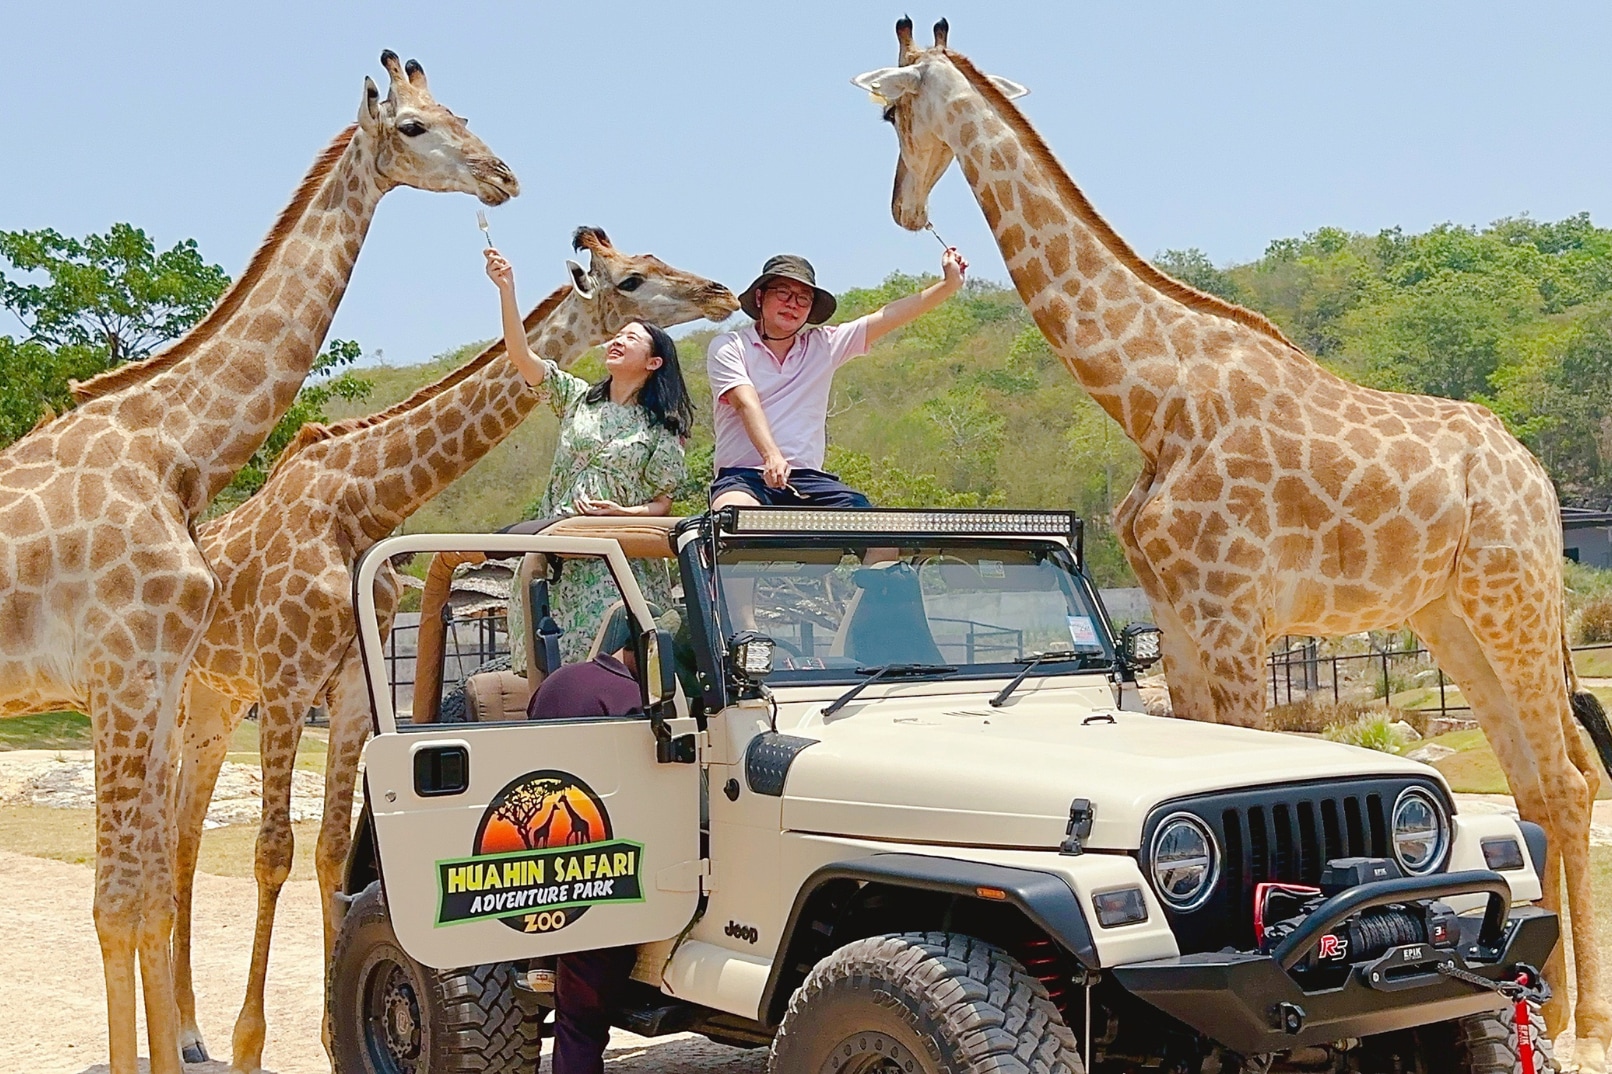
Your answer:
[930,61,1210,459]
[140,129,387,506]
[320,287,598,540]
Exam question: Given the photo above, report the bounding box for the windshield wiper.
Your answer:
[822,663,958,718]
[989,650,1102,708]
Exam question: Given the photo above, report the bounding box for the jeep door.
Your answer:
[355,533,702,970]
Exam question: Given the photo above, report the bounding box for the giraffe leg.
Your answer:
[229,688,315,1074]
[173,681,248,1064]
[314,643,374,1058]
[1411,597,1570,1033]
[91,653,196,1074]
[1419,582,1610,1070]
[1114,482,1218,721]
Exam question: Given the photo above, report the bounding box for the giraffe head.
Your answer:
[851,18,1027,231]
[564,226,740,333]
[361,50,519,205]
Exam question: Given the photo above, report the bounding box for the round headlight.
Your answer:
[1392,787,1449,876]
[1149,813,1219,912]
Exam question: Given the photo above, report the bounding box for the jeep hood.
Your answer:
[776,692,1442,851]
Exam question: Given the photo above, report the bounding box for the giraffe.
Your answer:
[169,227,737,1070]
[852,19,1612,1066]
[559,793,592,845]
[0,52,515,1074]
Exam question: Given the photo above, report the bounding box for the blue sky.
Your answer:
[4,1,1611,367]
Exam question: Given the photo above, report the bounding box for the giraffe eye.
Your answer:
[881,105,897,124]
[397,119,427,137]
[618,275,644,292]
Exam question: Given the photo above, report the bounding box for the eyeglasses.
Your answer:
[765,286,815,310]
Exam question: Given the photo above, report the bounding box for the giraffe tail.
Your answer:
[1564,631,1612,777]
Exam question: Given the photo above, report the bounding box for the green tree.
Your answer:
[0,224,231,448]
[1154,248,1245,303]
[0,224,228,363]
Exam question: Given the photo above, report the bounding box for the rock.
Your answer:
[1390,719,1423,742]
[1405,743,1456,764]
[1426,716,1478,736]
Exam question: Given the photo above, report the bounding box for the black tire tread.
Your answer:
[1456,1005,1557,1074]
[770,931,1084,1074]
[329,882,541,1074]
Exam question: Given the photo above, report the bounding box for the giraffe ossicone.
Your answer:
[854,17,1611,1070]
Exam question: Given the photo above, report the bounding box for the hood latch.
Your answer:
[1061,798,1094,855]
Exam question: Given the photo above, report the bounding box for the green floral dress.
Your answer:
[509,360,685,670]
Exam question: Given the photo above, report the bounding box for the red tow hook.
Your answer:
[1513,970,1536,1074]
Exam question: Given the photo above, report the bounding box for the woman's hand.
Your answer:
[484,247,515,293]
[940,246,968,289]
[573,497,627,516]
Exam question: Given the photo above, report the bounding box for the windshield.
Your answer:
[713,540,1113,682]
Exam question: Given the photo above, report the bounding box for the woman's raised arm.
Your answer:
[484,247,547,387]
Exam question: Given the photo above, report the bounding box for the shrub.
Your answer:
[1266,697,1374,734]
[1323,713,1414,754]
[1577,595,1612,644]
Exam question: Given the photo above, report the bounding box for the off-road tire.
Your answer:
[329,882,542,1074]
[769,931,1084,1074]
[439,655,514,724]
[1453,1004,1558,1074]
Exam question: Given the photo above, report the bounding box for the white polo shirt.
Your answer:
[706,316,873,471]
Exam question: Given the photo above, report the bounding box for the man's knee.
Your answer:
[711,489,762,510]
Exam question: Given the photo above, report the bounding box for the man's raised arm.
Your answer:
[862,247,970,346]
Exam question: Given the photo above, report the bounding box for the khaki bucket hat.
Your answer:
[739,254,837,326]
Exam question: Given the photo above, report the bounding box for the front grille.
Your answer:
[1141,777,1449,954]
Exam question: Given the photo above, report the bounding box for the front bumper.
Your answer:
[1109,870,1559,1055]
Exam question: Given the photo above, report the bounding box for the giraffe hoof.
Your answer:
[181,1040,210,1064]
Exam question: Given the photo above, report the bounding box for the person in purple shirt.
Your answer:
[525,607,644,1074]
[707,247,968,509]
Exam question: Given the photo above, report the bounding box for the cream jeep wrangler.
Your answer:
[331,508,1558,1074]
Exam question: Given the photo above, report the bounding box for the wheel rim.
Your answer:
[361,955,423,1074]
[819,1030,921,1074]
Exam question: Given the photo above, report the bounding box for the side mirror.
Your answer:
[639,628,677,709]
[1120,623,1163,673]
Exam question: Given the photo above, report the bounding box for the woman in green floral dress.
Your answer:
[486,247,690,665]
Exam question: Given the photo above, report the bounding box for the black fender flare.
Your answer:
[758,852,1098,1026]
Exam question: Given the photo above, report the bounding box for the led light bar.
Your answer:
[720,507,1079,538]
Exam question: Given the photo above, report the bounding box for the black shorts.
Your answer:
[709,467,872,509]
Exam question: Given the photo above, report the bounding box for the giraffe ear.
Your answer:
[987,75,1029,100]
[359,76,381,129]
[851,66,921,103]
[567,260,597,300]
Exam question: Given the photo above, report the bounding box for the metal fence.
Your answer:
[383,609,510,715]
[1267,637,1612,723]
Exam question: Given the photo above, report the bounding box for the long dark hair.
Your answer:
[584,320,695,439]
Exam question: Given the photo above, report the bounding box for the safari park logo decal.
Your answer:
[435,770,643,933]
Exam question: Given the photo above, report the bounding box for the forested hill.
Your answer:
[329,213,1612,586]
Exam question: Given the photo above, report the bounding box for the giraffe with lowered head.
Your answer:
[853,18,1612,1066]
[170,227,737,1070]
[0,52,515,1074]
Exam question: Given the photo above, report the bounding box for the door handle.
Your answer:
[414,745,469,797]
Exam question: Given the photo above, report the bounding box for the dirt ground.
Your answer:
[0,848,767,1074]
[0,749,1604,1073]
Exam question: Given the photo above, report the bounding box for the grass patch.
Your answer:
[222,718,329,775]
[0,711,91,750]
[0,711,330,775]
[1425,727,1612,799]
[0,805,320,879]
[1572,648,1612,679]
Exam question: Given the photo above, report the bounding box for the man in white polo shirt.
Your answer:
[707,248,968,508]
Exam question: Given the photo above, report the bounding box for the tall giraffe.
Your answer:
[853,19,1611,1066]
[170,227,736,1070]
[0,52,516,1074]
